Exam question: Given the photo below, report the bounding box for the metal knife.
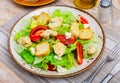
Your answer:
[100,61,120,83]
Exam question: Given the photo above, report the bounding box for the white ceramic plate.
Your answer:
[9,6,105,77]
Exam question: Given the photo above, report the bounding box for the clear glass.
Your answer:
[112,0,120,29]
[74,0,98,9]
[98,6,111,24]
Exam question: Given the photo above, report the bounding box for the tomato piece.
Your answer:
[30,25,48,42]
[34,29,45,35]
[76,42,83,65]
[55,34,76,45]
[48,64,55,71]
[78,15,89,24]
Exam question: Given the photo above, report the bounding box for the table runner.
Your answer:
[0,4,120,83]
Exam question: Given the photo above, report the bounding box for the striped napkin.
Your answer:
[0,8,120,83]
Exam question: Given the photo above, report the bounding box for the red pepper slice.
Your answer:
[55,34,76,45]
[30,25,48,42]
[78,15,89,24]
[76,42,83,65]
[48,64,55,71]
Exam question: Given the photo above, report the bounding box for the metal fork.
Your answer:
[82,42,120,83]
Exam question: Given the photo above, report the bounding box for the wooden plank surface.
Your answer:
[0,63,24,83]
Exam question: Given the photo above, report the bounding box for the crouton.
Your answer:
[41,30,58,39]
[79,28,94,40]
[53,42,66,57]
[17,36,32,47]
[51,31,58,36]
[48,17,63,30]
[41,30,52,39]
[35,42,50,57]
[33,12,50,25]
[70,22,80,38]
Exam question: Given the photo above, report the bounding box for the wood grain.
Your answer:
[0,63,24,83]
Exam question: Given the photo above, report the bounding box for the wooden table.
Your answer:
[0,0,120,83]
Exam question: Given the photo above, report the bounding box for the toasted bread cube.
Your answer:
[41,30,52,39]
[17,36,32,47]
[79,28,94,40]
[70,22,80,38]
[36,42,50,57]
[51,31,58,37]
[33,12,50,25]
[53,42,66,57]
[48,17,63,30]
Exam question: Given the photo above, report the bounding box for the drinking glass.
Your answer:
[112,0,120,29]
[74,0,98,9]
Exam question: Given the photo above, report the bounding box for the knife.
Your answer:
[100,61,120,83]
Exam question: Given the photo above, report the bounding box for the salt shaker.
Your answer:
[98,0,112,24]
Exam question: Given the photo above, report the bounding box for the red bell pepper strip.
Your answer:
[78,15,89,24]
[55,34,76,45]
[76,42,83,65]
[30,25,48,42]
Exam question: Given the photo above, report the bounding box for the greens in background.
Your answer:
[52,9,76,24]
[14,18,32,41]
[56,24,70,34]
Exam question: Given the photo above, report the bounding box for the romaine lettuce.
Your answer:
[19,50,35,64]
[52,9,76,24]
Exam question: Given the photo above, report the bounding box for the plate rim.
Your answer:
[13,0,55,6]
[8,5,105,78]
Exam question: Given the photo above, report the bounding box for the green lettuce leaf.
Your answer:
[33,56,45,64]
[65,43,76,54]
[42,60,49,70]
[51,9,76,24]
[15,44,25,54]
[77,35,101,45]
[57,24,70,34]
[19,50,35,64]
[33,63,42,68]
[30,18,37,29]
[14,19,32,41]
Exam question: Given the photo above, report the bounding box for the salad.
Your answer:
[14,9,101,72]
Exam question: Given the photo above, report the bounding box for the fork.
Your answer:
[82,42,120,83]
